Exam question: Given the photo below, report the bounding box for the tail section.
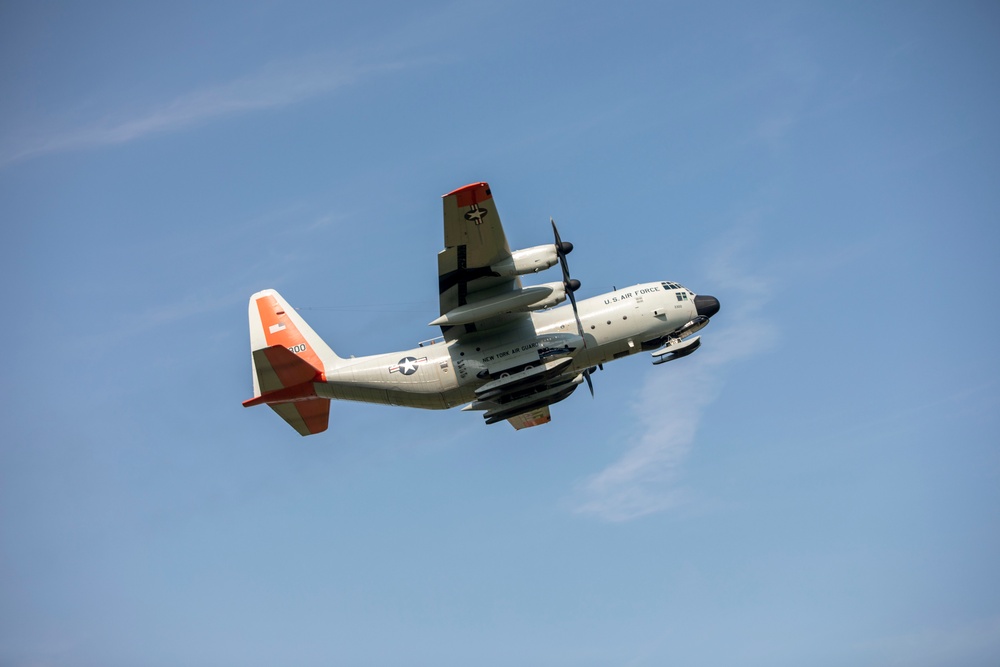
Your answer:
[248,289,340,387]
[244,289,341,436]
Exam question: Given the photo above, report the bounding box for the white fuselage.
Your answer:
[313,281,698,409]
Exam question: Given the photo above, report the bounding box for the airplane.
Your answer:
[243,182,720,434]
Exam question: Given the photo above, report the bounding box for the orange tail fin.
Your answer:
[245,289,339,436]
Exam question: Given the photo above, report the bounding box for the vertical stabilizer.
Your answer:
[245,289,340,436]
[248,289,340,393]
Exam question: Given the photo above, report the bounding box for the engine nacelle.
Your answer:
[429,281,568,326]
[524,281,567,311]
[491,244,559,277]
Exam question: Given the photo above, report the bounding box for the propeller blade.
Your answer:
[552,218,587,348]
[553,217,592,388]
[567,283,585,343]
[551,217,573,284]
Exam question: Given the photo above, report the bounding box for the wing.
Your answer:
[437,182,529,340]
[469,360,584,426]
[506,406,552,430]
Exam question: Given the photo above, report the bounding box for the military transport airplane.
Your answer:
[243,182,720,434]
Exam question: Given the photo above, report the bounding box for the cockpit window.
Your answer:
[662,281,691,300]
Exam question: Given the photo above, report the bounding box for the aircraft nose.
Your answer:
[695,294,721,318]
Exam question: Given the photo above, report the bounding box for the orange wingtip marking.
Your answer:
[256,295,324,371]
[444,182,492,208]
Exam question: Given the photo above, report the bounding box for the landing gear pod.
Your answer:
[651,336,702,365]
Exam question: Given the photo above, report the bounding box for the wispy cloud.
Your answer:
[574,229,776,521]
[1,56,406,166]
[573,361,722,521]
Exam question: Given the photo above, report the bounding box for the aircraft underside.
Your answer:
[243,182,720,434]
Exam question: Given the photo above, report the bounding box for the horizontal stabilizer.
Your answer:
[253,345,322,394]
[244,343,328,436]
[269,400,330,436]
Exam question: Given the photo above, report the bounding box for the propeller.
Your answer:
[551,217,594,397]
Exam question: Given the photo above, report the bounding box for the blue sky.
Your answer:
[2,2,999,665]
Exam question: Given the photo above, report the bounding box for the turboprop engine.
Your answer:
[489,237,574,278]
[523,280,570,311]
[490,244,560,277]
[430,281,572,326]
